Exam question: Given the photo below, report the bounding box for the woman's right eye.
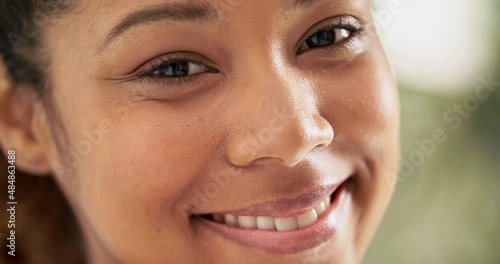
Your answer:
[132,52,219,86]
[152,61,212,78]
[127,54,222,100]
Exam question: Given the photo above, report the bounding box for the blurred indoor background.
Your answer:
[365,0,500,263]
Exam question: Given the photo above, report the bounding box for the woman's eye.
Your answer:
[298,28,351,53]
[153,61,210,78]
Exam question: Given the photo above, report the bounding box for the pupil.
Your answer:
[307,29,335,48]
[160,62,189,77]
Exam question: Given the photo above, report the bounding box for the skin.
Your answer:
[0,0,400,263]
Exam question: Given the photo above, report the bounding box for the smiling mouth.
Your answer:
[194,178,352,254]
[197,183,343,232]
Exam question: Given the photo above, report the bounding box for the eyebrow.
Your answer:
[102,0,324,49]
[102,2,219,49]
[291,0,323,9]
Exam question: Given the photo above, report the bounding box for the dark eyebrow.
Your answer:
[102,2,219,49]
[290,0,323,9]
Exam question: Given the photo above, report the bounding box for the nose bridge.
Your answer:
[245,39,315,119]
[226,52,334,167]
[255,62,317,139]
[256,55,314,122]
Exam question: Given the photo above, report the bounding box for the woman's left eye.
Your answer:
[298,27,352,53]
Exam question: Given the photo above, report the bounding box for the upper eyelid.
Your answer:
[134,53,214,77]
[300,16,363,41]
[295,16,364,53]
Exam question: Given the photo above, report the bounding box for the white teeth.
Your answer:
[238,216,257,229]
[314,202,326,216]
[211,195,333,231]
[274,217,298,231]
[297,209,318,228]
[324,196,331,206]
[224,214,238,226]
[256,216,275,230]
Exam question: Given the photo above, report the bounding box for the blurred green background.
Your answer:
[365,0,500,263]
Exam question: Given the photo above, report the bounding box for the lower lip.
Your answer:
[196,183,351,255]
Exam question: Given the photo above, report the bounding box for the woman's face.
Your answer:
[38,0,400,263]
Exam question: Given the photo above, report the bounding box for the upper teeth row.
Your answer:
[211,196,331,231]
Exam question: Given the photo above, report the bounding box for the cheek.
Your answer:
[318,45,400,157]
[115,120,221,200]
[316,44,400,257]
[78,107,221,215]
[54,97,226,262]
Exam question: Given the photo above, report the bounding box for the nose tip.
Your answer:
[226,111,334,167]
[279,116,334,166]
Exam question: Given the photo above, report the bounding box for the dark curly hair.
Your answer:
[0,1,85,263]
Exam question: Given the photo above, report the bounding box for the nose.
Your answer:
[226,64,334,167]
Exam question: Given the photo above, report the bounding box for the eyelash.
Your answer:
[297,18,365,54]
[135,17,364,85]
[134,56,217,86]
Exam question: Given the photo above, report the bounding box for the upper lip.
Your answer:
[198,181,346,218]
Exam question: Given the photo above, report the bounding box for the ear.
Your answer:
[0,56,53,176]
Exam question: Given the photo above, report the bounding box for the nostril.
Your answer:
[316,142,329,149]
